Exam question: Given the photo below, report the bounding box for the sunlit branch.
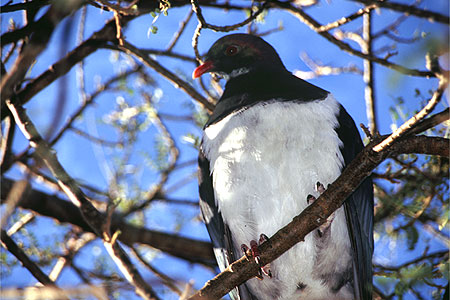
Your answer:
[6,100,160,300]
[49,233,96,282]
[6,212,35,236]
[316,3,377,32]
[363,11,378,134]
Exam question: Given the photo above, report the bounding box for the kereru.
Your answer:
[194,34,373,300]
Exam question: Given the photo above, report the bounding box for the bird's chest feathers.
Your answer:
[202,96,344,239]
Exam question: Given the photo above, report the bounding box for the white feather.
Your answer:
[202,95,353,300]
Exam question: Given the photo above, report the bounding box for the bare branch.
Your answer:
[0,0,50,13]
[7,212,35,236]
[131,247,184,296]
[353,0,450,25]
[167,9,194,52]
[0,115,16,172]
[272,1,435,77]
[49,233,96,281]
[0,14,140,120]
[0,285,108,300]
[191,0,268,33]
[408,108,450,136]
[1,2,81,104]
[117,41,215,112]
[317,4,377,32]
[363,11,378,134]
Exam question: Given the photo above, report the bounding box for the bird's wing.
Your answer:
[198,148,257,300]
[335,105,374,300]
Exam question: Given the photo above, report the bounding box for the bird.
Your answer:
[194,33,373,300]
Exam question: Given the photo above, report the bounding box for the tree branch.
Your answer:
[1,1,81,104]
[352,0,450,25]
[1,230,69,300]
[6,100,160,300]
[0,14,140,121]
[373,74,448,152]
[0,177,216,267]
[272,1,435,77]
[116,41,215,112]
[188,135,449,300]
[363,10,378,134]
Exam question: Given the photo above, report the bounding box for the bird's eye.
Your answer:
[225,45,239,56]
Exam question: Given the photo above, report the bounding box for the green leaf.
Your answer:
[439,261,449,281]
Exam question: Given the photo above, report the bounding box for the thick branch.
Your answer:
[0,177,216,268]
[1,230,69,300]
[188,135,449,300]
[1,230,55,285]
[0,14,140,121]
[1,2,81,104]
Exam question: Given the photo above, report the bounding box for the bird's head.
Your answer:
[192,34,286,80]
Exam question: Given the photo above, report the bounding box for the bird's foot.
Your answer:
[307,181,335,237]
[241,234,272,280]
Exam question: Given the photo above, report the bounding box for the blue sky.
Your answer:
[1,0,448,299]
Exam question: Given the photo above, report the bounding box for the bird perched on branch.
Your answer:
[194,33,373,300]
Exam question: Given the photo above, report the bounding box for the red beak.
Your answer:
[192,60,214,79]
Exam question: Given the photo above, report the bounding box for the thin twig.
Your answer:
[317,4,377,32]
[353,0,449,25]
[130,247,183,296]
[167,9,194,52]
[123,93,179,216]
[272,1,435,77]
[117,41,215,112]
[49,66,142,146]
[191,0,268,33]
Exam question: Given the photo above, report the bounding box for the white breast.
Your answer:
[202,95,353,300]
